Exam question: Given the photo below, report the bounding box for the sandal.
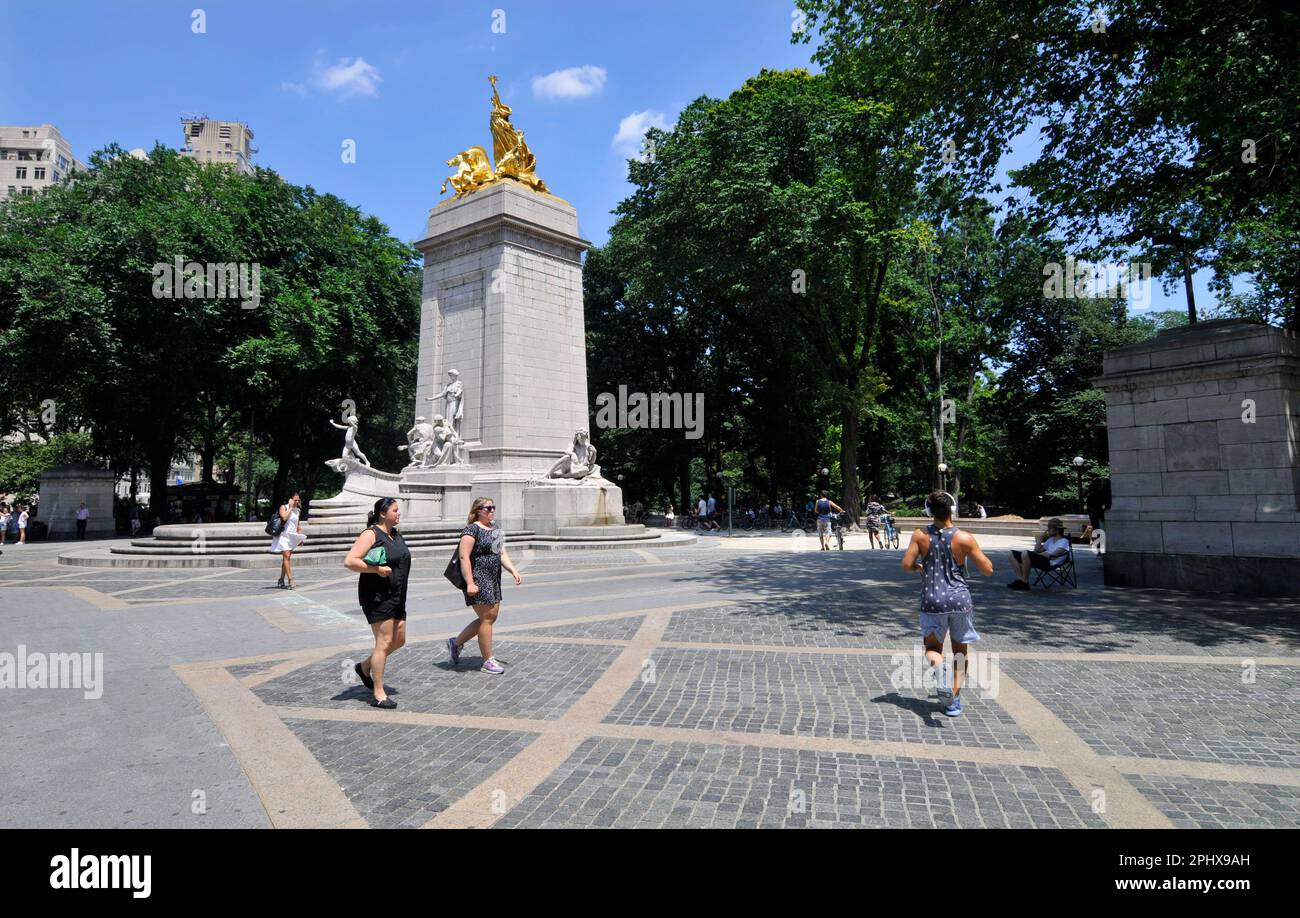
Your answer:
[371,697,397,709]
[354,661,374,690]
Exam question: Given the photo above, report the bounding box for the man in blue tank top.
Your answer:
[814,492,843,551]
[901,491,994,716]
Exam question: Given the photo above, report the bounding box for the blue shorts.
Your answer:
[920,611,981,644]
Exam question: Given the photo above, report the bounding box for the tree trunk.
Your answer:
[147,448,171,524]
[839,393,862,526]
[1181,249,1197,324]
[271,456,292,511]
[677,455,691,516]
[952,371,977,512]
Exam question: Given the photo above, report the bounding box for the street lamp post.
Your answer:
[1072,455,1086,515]
[938,462,948,493]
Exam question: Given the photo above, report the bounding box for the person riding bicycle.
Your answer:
[814,492,843,551]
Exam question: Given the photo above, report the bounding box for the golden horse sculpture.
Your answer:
[440,146,493,198]
[440,75,550,199]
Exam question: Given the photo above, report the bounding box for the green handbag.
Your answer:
[362,545,387,567]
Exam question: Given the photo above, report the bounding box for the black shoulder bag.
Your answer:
[444,528,468,590]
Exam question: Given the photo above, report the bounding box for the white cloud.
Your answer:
[315,57,382,98]
[280,54,382,99]
[532,65,607,100]
[611,110,670,156]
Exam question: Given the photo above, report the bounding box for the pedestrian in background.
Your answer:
[268,493,307,588]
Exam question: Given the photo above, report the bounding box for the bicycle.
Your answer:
[832,512,846,550]
[881,513,900,550]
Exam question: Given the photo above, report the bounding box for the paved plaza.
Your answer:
[1,532,1298,829]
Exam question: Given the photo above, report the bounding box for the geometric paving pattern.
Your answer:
[253,641,625,720]
[286,719,538,828]
[496,738,1107,828]
[999,659,1300,768]
[604,646,1037,749]
[161,548,1300,829]
[1126,774,1300,829]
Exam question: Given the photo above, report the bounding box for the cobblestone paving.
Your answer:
[496,737,1105,829]
[969,591,1298,658]
[1000,659,1300,768]
[14,537,1296,828]
[253,640,624,720]
[227,659,294,679]
[605,647,1036,749]
[1128,775,1300,829]
[511,615,645,640]
[662,601,915,647]
[519,550,665,570]
[285,719,538,828]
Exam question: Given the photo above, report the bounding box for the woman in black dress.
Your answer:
[447,496,522,674]
[343,497,411,708]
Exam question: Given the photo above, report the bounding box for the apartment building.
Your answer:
[0,124,84,201]
[179,118,255,174]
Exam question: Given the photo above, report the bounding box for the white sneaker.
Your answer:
[935,660,953,699]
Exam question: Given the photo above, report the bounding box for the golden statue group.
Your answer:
[441,75,550,198]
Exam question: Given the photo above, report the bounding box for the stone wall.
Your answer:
[1094,319,1300,596]
[37,464,116,538]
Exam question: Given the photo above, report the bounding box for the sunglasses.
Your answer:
[482,505,496,512]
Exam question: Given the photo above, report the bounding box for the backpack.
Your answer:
[265,509,285,537]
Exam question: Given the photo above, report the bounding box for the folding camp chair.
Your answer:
[1031,545,1077,590]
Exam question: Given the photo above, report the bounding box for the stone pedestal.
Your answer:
[1094,319,1300,596]
[414,182,592,531]
[38,464,116,538]
[399,465,475,523]
[522,478,625,536]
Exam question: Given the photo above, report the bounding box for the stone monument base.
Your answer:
[1094,319,1300,598]
[522,477,625,536]
[315,457,477,525]
[400,465,475,522]
[1103,550,1300,598]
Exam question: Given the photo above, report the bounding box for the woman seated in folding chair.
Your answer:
[1007,518,1073,590]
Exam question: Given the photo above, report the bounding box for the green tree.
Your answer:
[0,145,420,519]
[797,0,1300,327]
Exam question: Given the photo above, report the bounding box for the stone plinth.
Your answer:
[414,181,593,531]
[37,464,116,538]
[522,478,624,536]
[1093,319,1300,596]
[399,465,474,523]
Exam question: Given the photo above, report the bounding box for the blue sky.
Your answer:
[1,0,1213,312]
